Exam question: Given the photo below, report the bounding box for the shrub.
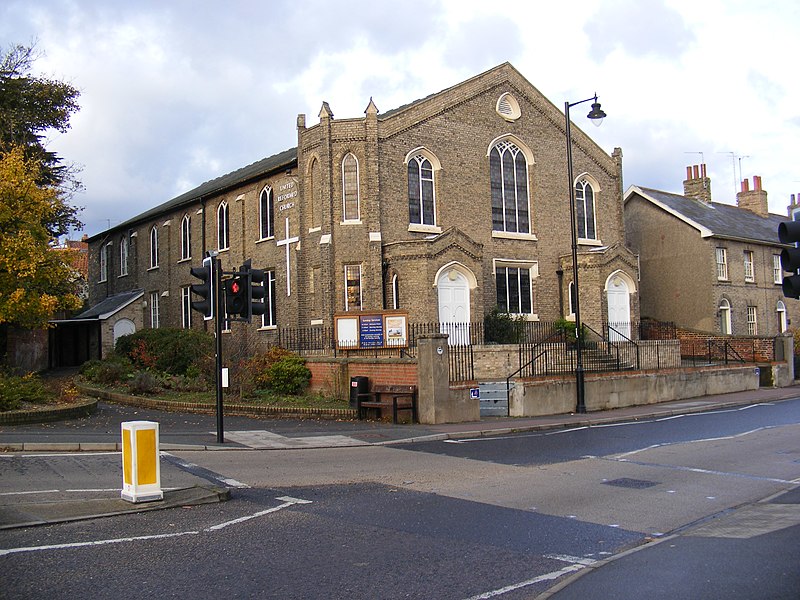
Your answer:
[238,347,296,394]
[80,357,133,385]
[128,371,161,395]
[0,371,54,411]
[484,307,525,344]
[115,328,213,375]
[265,357,311,395]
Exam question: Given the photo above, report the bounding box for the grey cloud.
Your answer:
[584,0,694,60]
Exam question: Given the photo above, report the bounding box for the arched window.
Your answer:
[392,274,400,309]
[309,158,322,229]
[217,202,229,251]
[408,155,436,226]
[180,214,191,260]
[149,226,159,268]
[259,186,274,239]
[719,298,731,335]
[575,177,597,240]
[777,300,787,333]
[489,140,529,234]
[119,236,128,276]
[342,153,360,221]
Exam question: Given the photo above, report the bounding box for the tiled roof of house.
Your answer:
[627,186,789,246]
[71,289,144,321]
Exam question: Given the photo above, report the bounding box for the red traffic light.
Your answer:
[230,281,240,294]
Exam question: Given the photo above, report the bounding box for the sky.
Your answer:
[2,0,799,238]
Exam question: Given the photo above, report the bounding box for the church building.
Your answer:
[81,63,639,358]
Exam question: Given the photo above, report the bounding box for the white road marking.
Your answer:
[544,554,597,566]
[0,452,121,458]
[461,564,586,599]
[0,496,312,556]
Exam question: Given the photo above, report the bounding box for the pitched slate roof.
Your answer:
[52,289,144,323]
[89,148,297,242]
[625,185,789,246]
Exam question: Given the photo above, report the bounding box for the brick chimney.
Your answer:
[683,164,712,203]
[788,193,800,218]
[736,176,769,216]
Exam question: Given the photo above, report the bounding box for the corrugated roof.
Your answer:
[630,186,788,245]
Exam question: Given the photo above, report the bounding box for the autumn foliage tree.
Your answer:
[0,43,83,329]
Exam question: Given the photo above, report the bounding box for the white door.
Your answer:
[113,318,136,346]
[438,269,470,345]
[606,276,631,341]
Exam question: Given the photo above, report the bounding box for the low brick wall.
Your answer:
[305,357,418,400]
[0,398,97,425]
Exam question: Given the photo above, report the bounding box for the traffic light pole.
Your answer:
[212,256,225,443]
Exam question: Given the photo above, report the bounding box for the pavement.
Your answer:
[2,385,799,597]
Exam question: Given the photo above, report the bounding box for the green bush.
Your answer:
[553,317,586,344]
[128,371,162,395]
[0,371,54,411]
[80,357,133,385]
[115,328,213,375]
[484,307,525,344]
[265,356,311,395]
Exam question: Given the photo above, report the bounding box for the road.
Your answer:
[2,400,799,599]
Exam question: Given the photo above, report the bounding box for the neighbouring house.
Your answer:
[624,165,800,336]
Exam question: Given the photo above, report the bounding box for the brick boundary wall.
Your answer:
[676,328,775,362]
[305,357,418,400]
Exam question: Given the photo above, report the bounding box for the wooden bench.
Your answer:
[356,384,418,424]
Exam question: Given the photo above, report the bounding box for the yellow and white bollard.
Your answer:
[120,421,163,503]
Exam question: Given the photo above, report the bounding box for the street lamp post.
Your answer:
[565,95,606,414]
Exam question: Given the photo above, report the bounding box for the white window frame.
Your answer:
[149,226,159,269]
[181,214,191,261]
[716,247,728,280]
[342,153,360,222]
[181,286,191,329]
[744,250,754,282]
[150,291,160,329]
[773,254,782,285]
[259,270,277,329]
[99,243,109,282]
[719,298,732,335]
[392,274,399,310]
[747,305,757,335]
[407,154,436,227]
[119,237,128,277]
[493,259,537,316]
[575,177,597,241]
[777,300,787,333]
[217,202,229,251]
[259,186,274,240]
[489,139,531,235]
[344,264,362,311]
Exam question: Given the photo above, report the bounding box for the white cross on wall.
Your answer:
[276,217,299,296]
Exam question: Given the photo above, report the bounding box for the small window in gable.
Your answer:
[496,92,521,122]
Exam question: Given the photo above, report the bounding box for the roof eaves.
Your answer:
[625,185,714,237]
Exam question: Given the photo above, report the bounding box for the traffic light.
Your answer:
[189,256,214,320]
[779,220,800,298]
[249,267,267,318]
[225,275,248,316]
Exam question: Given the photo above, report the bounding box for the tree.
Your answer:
[0,42,81,195]
[0,43,83,329]
[0,146,83,328]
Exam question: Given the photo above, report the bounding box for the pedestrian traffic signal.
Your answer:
[189,257,214,320]
[225,275,248,316]
[778,220,800,298]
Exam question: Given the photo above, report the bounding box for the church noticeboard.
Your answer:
[335,311,408,349]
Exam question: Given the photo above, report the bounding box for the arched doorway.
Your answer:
[113,318,136,346]
[436,264,474,345]
[605,271,633,341]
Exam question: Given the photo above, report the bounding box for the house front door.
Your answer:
[438,269,471,345]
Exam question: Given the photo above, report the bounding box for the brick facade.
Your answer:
[85,63,638,353]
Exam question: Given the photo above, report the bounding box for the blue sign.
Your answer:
[470,387,480,400]
[359,315,384,348]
